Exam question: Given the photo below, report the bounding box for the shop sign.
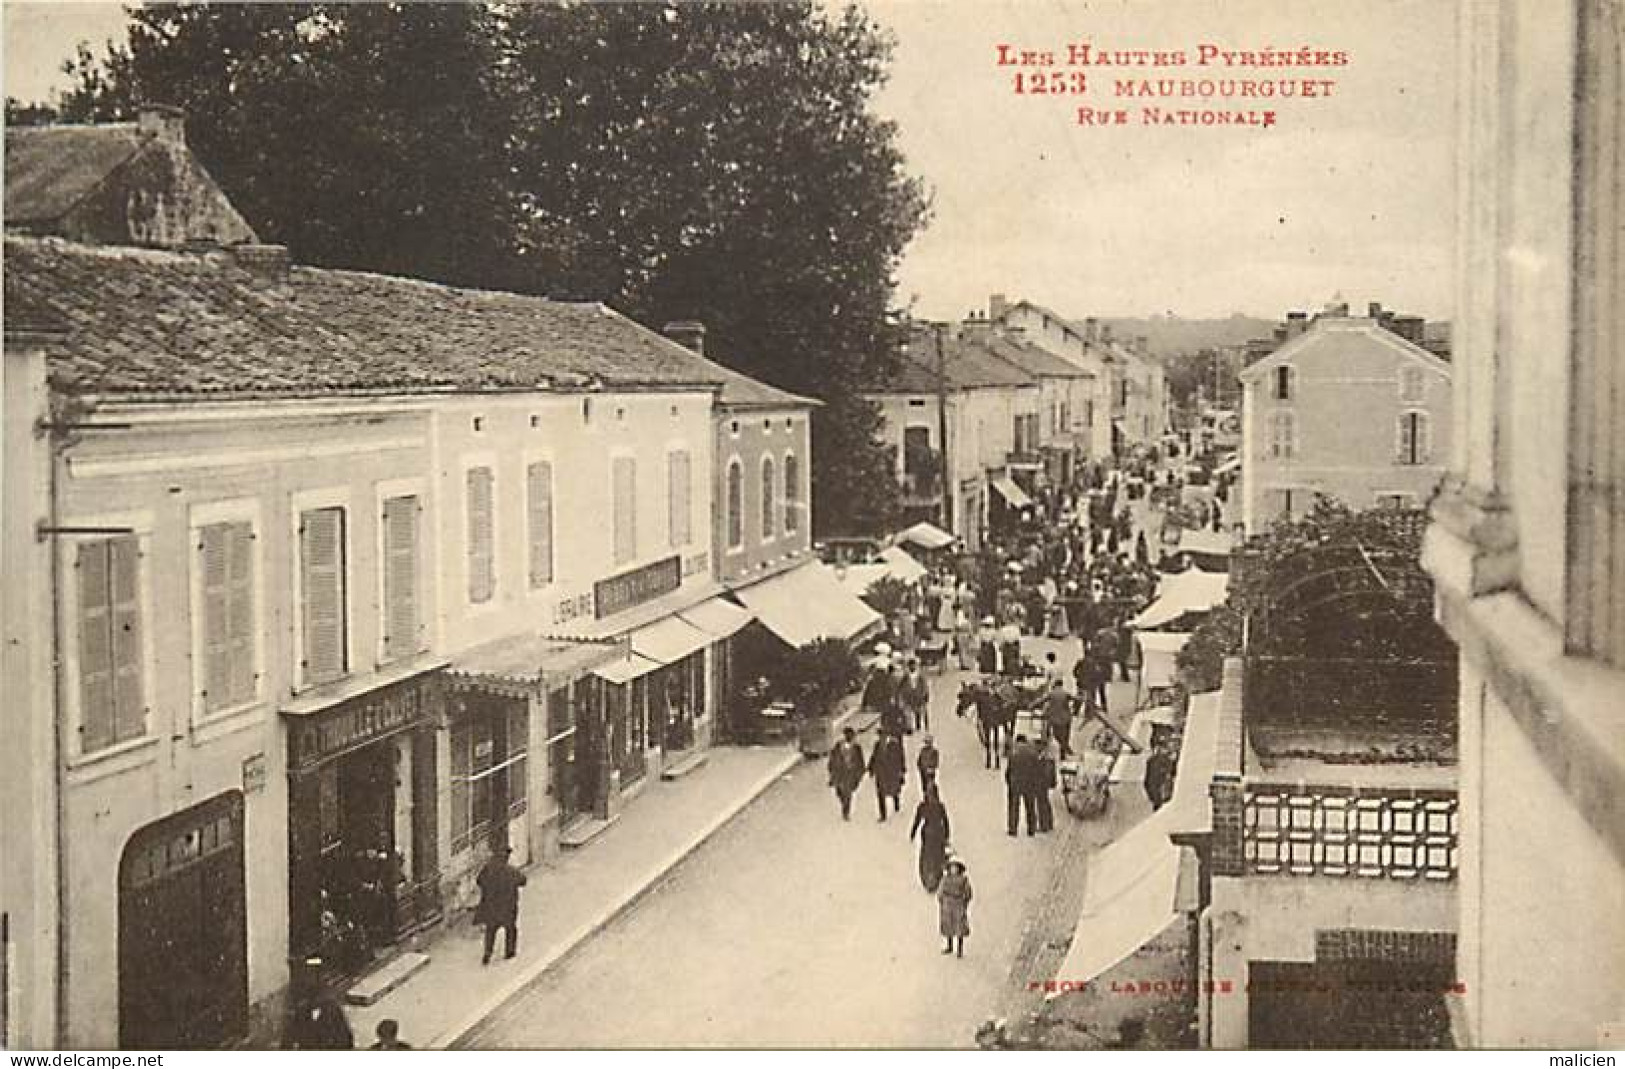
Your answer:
[287,675,433,771]
[595,555,681,619]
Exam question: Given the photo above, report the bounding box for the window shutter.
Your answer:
[527,463,554,587]
[383,496,420,659]
[225,523,256,704]
[761,458,776,539]
[110,535,145,743]
[467,467,494,604]
[727,463,743,549]
[1418,412,1433,464]
[613,457,636,565]
[785,454,800,533]
[199,524,230,711]
[301,508,346,684]
[77,541,115,753]
[667,452,690,549]
[1395,413,1410,463]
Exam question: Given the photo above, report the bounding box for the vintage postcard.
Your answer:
[2,0,1620,1054]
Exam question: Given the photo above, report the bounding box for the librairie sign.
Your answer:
[595,555,682,619]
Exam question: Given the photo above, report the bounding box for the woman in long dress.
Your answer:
[910,785,951,892]
[937,857,973,957]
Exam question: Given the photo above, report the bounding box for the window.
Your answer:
[527,462,554,587]
[1376,492,1417,510]
[1275,365,1295,401]
[197,521,257,712]
[299,507,347,685]
[466,466,495,604]
[381,496,421,660]
[1398,365,1426,404]
[784,453,801,533]
[1268,410,1297,460]
[77,535,145,753]
[1396,410,1432,465]
[612,456,637,565]
[667,450,692,548]
[761,456,776,540]
[726,461,744,550]
[449,706,529,856]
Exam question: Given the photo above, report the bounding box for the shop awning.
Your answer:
[896,521,955,551]
[1176,528,1235,558]
[1047,803,1183,997]
[444,636,618,698]
[630,615,713,665]
[678,597,754,641]
[990,474,1033,509]
[834,562,889,596]
[1135,631,1194,694]
[592,652,662,686]
[1130,568,1229,629]
[878,545,928,584]
[733,561,882,648]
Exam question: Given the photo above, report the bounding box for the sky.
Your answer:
[4,0,1457,322]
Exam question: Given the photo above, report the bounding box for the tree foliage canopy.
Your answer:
[44,1,928,536]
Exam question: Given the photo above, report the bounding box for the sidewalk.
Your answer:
[348,741,803,1049]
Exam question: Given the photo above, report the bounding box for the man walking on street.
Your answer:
[869,730,906,821]
[827,727,866,821]
[903,659,931,733]
[917,734,941,793]
[1043,678,1075,758]
[474,844,527,965]
[1034,739,1058,832]
[1006,735,1040,836]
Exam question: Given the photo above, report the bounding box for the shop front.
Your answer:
[283,665,444,981]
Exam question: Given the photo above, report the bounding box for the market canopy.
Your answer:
[1176,528,1235,558]
[677,597,755,641]
[877,545,928,584]
[1135,631,1194,696]
[733,561,882,648]
[1131,568,1229,629]
[896,521,955,550]
[1048,691,1221,996]
[990,474,1033,509]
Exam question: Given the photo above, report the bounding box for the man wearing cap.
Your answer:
[916,733,941,792]
[474,842,528,965]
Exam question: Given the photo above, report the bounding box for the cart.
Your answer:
[1060,749,1115,818]
[916,637,950,674]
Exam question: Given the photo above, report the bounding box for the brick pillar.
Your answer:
[1211,776,1246,876]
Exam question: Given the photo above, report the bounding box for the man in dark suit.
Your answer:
[475,844,527,965]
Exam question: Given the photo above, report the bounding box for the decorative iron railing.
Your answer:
[1242,783,1457,880]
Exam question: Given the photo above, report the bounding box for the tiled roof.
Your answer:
[983,335,1092,379]
[862,329,1038,392]
[1238,317,1451,382]
[4,235,756,400]
[692,356,820,410]
[5,124,149,224]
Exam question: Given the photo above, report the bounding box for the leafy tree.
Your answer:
[51,2,926,536]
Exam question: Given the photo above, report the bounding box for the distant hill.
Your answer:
[1094,314,1276,359]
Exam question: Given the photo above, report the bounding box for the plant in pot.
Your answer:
[774,637,861,757]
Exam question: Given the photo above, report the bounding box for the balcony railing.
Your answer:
[1242,783,1458,881]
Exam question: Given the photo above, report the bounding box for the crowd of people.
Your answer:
[828,453,1202,959]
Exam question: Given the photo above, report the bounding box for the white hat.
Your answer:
[874,642,892,656]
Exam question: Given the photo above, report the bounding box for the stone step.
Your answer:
[558,814,620,849]
[344,950,429,1006]
[661,750,710,781]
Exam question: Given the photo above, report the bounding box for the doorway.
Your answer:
[118,792,247,1049]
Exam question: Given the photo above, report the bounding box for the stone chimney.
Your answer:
[1083,317,1099,344]
[1272,326,1289,344]
[1368,301,1384,320]
[989,294,1009,321]
[960,310,993,342]
[137,103,186,145]
[230,243,290,281]
[663,320,706,355]
[1284,311,1309,338]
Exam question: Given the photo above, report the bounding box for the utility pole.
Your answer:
[934,322,954,536]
